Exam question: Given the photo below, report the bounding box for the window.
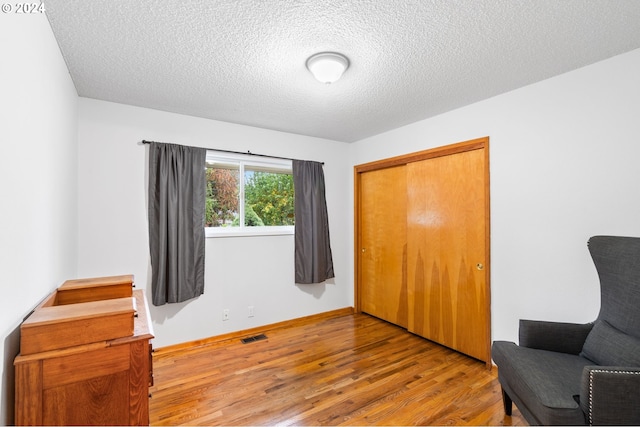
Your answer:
[205,151,294,237]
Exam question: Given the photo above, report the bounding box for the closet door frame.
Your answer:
[354,137,491,362]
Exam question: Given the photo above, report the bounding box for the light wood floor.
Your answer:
[149,312,527,426]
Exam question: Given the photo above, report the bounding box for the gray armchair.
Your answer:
[492,236,640,425]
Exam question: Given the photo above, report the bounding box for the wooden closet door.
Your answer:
[407,148,490,362]
[359,165,408,328]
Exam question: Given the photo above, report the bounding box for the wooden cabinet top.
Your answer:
[15,276,154,363]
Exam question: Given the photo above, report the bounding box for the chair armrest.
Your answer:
[519,319,593,354]
[580,366,640,426]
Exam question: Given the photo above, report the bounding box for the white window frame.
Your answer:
[205,151,294,238]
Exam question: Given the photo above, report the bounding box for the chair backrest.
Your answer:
[588,235,640,339]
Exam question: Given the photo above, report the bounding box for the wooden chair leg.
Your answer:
[502,387,513,416]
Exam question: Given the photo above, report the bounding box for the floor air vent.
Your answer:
[241,334,268,344]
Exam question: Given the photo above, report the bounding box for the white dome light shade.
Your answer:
[306,52,349,84]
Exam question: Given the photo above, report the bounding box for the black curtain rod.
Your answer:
[141,140,324,165]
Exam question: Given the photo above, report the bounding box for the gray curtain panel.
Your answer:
[148,142,206,305]
[293,160,335,284]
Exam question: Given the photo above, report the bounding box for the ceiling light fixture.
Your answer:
[306,52,350,84]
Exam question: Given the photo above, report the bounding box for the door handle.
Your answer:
[476,263,484,270]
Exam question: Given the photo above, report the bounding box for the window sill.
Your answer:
[205,227,294,238]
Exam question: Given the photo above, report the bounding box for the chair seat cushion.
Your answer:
[492,341,592,425]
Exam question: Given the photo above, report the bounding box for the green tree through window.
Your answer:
[205,156,294,233]
[244,171,294,226]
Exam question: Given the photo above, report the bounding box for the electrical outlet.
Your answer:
[223,309,230,321]
[248,306,255,317]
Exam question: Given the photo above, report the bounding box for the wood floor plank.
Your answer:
[149,313,527,426]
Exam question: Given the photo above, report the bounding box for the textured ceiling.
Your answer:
[45,1,640,143]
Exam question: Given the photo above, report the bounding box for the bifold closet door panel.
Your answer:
[360,165,408,328]
[406,148,489,362]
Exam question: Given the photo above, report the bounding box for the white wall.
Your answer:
[349,48,640,345]
[0,13,78,424]
[77,99,352,348]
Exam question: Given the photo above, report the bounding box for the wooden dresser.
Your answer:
[14,275,154,426]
